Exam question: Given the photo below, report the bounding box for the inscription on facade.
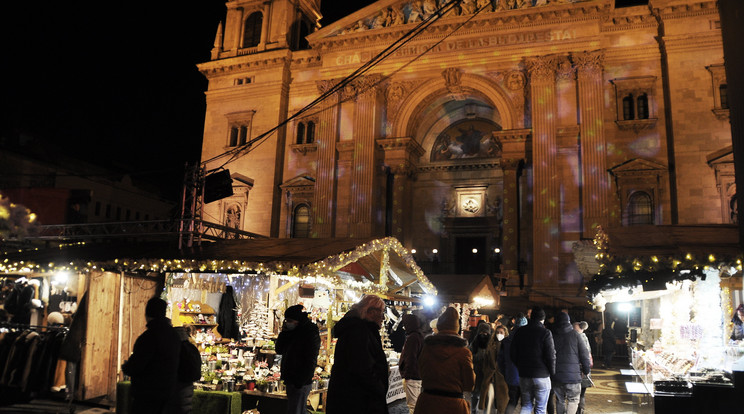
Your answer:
[333,29,576,66]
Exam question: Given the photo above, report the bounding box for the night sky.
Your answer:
[1,0,639,200]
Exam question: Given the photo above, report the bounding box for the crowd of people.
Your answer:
[324,297,596,414]
[122,295,600,414]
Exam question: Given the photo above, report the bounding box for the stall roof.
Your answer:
[1,237,436,296]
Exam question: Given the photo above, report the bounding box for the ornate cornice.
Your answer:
[600,8,657,32]
[572,50,604,78]
[377,137,425,157]
[198,54,291,77]
[654,0,719,20]
[417,160,501,173]
[309,1,606,52]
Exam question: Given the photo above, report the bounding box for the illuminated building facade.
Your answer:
[198,0,733,303]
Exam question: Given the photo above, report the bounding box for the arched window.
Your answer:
[636,94,649,119]
[243,12,263,48]
[292,204,310,238]
[622,95,635,120]
[306,121,315,144]
[720,84,729,109]
[296,122,305,145]
[627,191,653,225]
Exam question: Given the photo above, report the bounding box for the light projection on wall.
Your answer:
[430,118,502,161]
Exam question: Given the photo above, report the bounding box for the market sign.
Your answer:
[386,365,405,404]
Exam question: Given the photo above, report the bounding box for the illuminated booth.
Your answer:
[584,226,743,413]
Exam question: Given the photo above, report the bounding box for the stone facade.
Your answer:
[197,0,733,303]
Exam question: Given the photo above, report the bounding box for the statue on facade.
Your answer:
[461,0,477,15]
[477,0,493,12]
[422,0,438,18]
[372,9,390,29]
[409,0,424,22]
[391,6,406,26]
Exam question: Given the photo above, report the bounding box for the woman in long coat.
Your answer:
[413,307,475,414]
[326,295,389,414]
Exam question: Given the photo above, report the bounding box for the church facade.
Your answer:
[197,0,733,302]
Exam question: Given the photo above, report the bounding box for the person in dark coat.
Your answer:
[399,313,424,413]
[551,312,591,414]
[730,304,744,341]
[499,314,527,414]
[168,326,196,414]
[326,295,389,414]
[58,292,88,402]
[601,324,616,368]
[217,286,240,340]
[275,304,321,414]
[510,306,555,414]
[122,297,182,414]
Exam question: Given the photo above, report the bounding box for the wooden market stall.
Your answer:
[1,236,436,411]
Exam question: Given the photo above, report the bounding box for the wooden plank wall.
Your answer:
[118,273,159,381]
[81,270,121,401]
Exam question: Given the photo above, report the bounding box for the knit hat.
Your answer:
[557,312,570,324]
[436,307,460,334]
[515,316,528,328]
[284,305,308,322]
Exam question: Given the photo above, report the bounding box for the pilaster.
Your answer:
[312,80,340,237]
[525,55,561,286]
[378,137,425,244]
[574,50,609,235]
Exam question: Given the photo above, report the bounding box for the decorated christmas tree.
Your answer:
[244,298,272,341]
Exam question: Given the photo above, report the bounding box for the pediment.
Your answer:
[608,158,667,175]
[706,145,733,165]
[280,174,316,189]
[308,0,597,42]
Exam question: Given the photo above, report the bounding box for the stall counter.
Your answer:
[116,381,242,414]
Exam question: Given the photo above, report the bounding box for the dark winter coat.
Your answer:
[326,310,389,414]
[167,328,196,414]
[551,317,591,384]
[413,333,475,414]
[498,333,520,386]
[121,316,182,414]
[731,318,744,341]
[398,314,424,380]
[217,286,241,340]
[601,327,616,355]
[275,318,321,387]
[59,293,88,363]
[509,319,555,379]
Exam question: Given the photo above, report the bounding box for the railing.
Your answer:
[16,219,267,245]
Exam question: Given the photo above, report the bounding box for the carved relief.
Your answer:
[442,68,464,94]
[505,71,526,91]
[477,0,493,12]
[572,50,605,78]
[555,55,575,81]
[339,74,385,101]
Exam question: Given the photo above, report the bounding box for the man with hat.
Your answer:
[275,304,321,414]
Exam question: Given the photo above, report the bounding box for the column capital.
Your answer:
[524,55,559,82]
[378,137,424,177]
[572,50,605,78]
[493,128,530,161]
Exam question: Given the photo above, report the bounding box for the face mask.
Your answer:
[496,333,505,341]
[284,321,298,331]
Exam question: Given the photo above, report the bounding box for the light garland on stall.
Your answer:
[1,237,437,296]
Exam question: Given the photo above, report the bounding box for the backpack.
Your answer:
[178,340,202,382]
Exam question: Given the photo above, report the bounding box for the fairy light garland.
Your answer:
[0,237,437,295]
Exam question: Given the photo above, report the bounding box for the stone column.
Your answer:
[378,137,425,244]
[258,1,271,50]
[312,80,340,237]
[574,50,609,235]
[525,55,560,286]
[349,75,384,237]
[494,129,530,284]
